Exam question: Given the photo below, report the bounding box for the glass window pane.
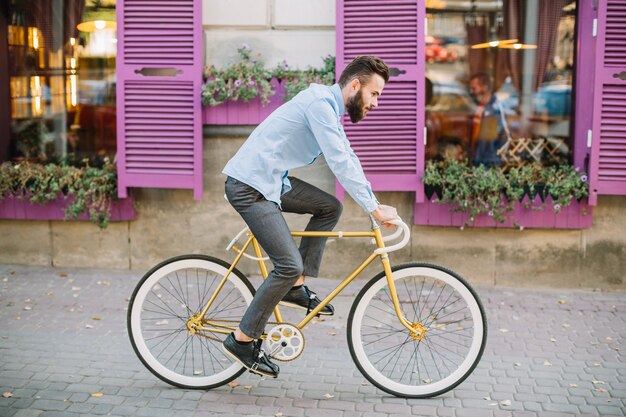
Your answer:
[425,0,577,168]
[5,0,116,166]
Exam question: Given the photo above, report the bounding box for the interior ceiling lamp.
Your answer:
[77,20,116,32]
[472,26,519,49]
[498,42,537,49]
[471,37,518,49]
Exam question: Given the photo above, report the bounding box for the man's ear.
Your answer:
[350,78,361,92]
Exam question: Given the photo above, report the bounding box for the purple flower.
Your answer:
[234,79,242,87]
[575,166,580,172]
[248,80,256,86]
[554,204,561,212]
[488,210,494,217]
[580,175,588,182]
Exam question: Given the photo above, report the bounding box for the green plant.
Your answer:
[280,55,336,101]
[201,45,335,106]
[0,159,119,228]
[202,44,274,106]
[422,160,589,226]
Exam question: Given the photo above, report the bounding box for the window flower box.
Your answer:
[417,161,591,229]
[414,195,591,229]
[0,161,133,227]
[0,194,135,222]
[202,79,285,125]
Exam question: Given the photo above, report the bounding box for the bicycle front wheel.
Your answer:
[348,263,487,398]
[128,255,254,389]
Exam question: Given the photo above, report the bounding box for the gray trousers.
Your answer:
[225,176,342,338]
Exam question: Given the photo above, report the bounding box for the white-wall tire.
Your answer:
[127,255,254,389]
[347,263,487,398]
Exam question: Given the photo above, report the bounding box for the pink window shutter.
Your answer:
[116,0,203,200]
[336,0,426,203]
[589,0,626,205]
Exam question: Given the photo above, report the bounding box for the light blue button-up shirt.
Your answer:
[223,83,378,213]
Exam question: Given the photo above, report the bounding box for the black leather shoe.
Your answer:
[279,285,334,316]
[222,333,279,378]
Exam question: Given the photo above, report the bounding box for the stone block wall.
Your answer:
[202,0,335,69]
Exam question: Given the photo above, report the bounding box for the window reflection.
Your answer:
[425,0,576,168]
[5,0,116,166]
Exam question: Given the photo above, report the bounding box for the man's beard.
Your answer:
[346,90,365,123]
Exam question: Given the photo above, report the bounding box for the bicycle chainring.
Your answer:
[265,323,305,362]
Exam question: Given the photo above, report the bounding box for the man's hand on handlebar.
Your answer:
[371,204,400,227]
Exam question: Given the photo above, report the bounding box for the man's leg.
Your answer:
[225,177,303,339]
[278,177,342,314]
[281,177,343,278]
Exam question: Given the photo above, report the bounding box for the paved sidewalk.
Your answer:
[0,263,624,417]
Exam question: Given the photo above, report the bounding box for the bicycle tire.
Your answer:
[347,263,487,398]
[127,254,254,389]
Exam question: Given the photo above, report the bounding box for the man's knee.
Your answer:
[320,195,343,220]
[275,257,304,280]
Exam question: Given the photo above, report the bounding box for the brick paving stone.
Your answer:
[28,400,70,412]
[455,408,494,417]
[12,410,44,417]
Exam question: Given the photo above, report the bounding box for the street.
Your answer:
[0,263,624,417]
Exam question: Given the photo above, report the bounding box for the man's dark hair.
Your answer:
[470,72,492,90]
[338,56,390,88]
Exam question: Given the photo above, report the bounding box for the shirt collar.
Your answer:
[331,83,345,115]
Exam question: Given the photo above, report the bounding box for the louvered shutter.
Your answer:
[336,0,426,203]
[116,0,203,200]
[589,0,626,205]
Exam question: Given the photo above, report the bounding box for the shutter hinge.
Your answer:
[423,126,427,145]
[593,18,597,37]
[587,129,592,148]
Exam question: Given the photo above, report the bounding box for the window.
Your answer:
[3,0,117,166]
[425,0,577,169]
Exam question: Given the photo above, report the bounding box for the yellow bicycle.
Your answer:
[127,217,487,398]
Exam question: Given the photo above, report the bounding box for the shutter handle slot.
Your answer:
[134,68,183,77]
[389,67,407,77]
[612,71,626,81]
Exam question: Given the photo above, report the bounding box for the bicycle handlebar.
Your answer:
[374,219,411,255]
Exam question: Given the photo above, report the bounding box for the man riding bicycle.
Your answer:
[222,56,399,378]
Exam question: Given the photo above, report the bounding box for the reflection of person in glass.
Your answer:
[468,73,505,166]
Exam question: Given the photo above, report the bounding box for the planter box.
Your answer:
[414,195,592,229]
[0,194,135,222]
[202,79,286,125]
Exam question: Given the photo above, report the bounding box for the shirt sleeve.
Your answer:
[305,99,379,213]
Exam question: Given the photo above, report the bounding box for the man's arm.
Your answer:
[305,100,398,223]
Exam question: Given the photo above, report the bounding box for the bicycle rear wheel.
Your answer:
[347,263,487,398]
[127,255,254,389]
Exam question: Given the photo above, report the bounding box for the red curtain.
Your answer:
[494,0,526,91]
[466,19,488,77]
[534,0,567,90]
